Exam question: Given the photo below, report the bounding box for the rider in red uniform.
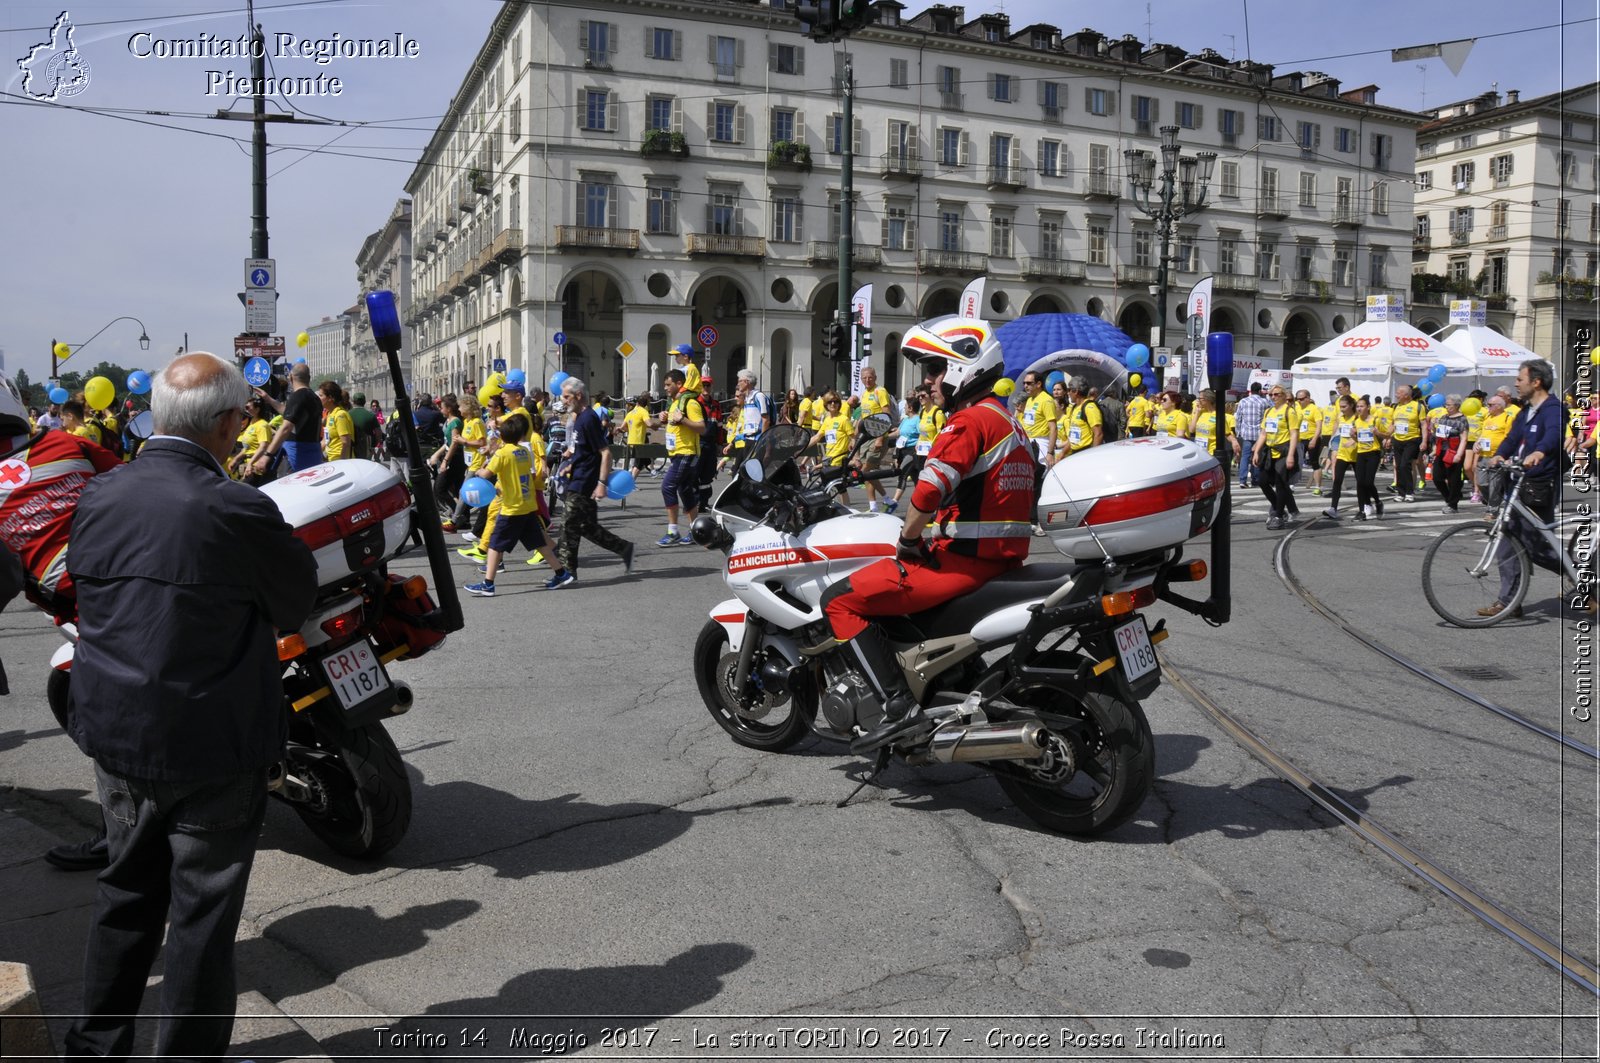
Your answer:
[822,317,1034,751]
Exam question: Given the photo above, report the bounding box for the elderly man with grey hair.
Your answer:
[553,375,634,584]
[724,367,771,466]
[64,352,317,1059]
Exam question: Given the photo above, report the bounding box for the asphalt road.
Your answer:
[1,470,1595,1060]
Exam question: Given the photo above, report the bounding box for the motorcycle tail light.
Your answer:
[333,483,411,537]
[1168,559,1208,583]
[276,633,307,661]
[320,607,363,641]
[400,575,429,599]
[1101,585,1156,616]
[1079,469,1223,527]
[293,515,341,552]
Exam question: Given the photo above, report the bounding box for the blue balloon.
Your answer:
[549,371,571,394]
[1427,363,1448,383]
[605,469,636,500]
[506,367,526,386]
[1427,394,1446,409]
[1045,370,1067,392]
[1415,379,1433,396]
[1125,343,1151,368]
[459,476,498,508]
[48,387,68,405]
[126,370,151,396]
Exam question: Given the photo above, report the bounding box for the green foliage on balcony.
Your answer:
[639,129,689,157]
[768,140,812,170]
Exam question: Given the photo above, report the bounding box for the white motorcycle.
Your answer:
[688,418,1225,835]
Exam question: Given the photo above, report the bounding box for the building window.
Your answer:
[1370,133,1393,171]
[1415,214,1431,242]
[1086,87,1113,116]
[1294,240,1316,280]
[770,42,803,75]
[937,66,961,109]
[1454,133,1475,151]
[939,127,964,167]
[991,133,1015,181]
[1447,256,1471,286]
[889,58,908,88]
[990,73,1015,103]
[1299,172,1316,208]
[1041,80,1061,120]
[1176,233,1198,273]
[1177,101,1200,129]
[1558,198,1571,235]
[1333,245,1352,286]
[1219,234,1238,275]
[578,176,613,228]
[1039,214,1062,260]
[581,19,612,67]
[1258,114,1280,141]
[708,184,739,235]
[1415,170,1431,191]
[1261,167,1280,208]
[509,182,520,228]
[1258,236,1280,280]
[511,30,521,72]
[646,182,677,234]
[712,35,740,80]
[991,212,1013,258]
[1039,139,1061,178]
[1451,161,1475,188]
[886,119,910,162]
[710,101,741,143]
[1489,200,1509,233]
[1219,108,1242,147]
[1088,222,1108,265]
[771,195,802,243]
[1219,161,1239,199]
[769,107,796,145]
[649,27,680,60]
[1450,206,1474,237]
[1486,253,1509,293]
[580,89,613,132]
[1560,151,1578,185]
[510,98,521,140]
[1372,181,1389,216]
[883,203,910,250]
[1369,248,1388,287]
[1490,153,1513,186]
[939,206,962,252]
[1297,121,1319,156]
[1133,229,1153,267]
[1131,94,1157,135]
[647,95,675,132]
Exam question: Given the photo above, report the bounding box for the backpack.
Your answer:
[1097,397,1124,442]
[97,419,125,460]
[384,413,408,457]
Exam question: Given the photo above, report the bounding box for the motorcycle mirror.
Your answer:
[127,410,155,441]
[743,458,765,483]
[858,412,894,439]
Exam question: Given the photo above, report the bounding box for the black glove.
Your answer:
[896,535,937,569]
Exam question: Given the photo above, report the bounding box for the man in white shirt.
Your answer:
[723,369,771,464]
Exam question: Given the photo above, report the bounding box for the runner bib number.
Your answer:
[665,429,679,450]
[1068,424,1084,445]
[916,440,932,456]
[1357,428,1375,444]
[1395,418,1410,435]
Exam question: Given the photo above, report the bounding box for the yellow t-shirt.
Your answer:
[1259,403,1294,453]
[1154,408,1190,439]
[323,407,354,460]
[681,362,702,396]
[665,394,703,457]
[1353,416,1381,454]
[797,397,814,430]
[1477,410,1514,455]
[819,414,854,464]
[71,423,102,446]
[1061,400,1103,454]
[1390,400,1425,442]
[858,386,892,419]
[1373,403,1394,435]
[463,416,488,471]
[237,419,272,462]
[1296,402,1323,440]
[1331,416,1357,462]
[916,406,946,456]
[1020,392,1059,439]
[623,404,650,446]
[1465,408,1486,443]
[1193,411,1235,456]
[487,441,537,517]
[1125,394,1153,429]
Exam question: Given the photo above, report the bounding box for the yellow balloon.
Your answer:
[994,377,1015,397]
[1590,346,1600,366]
[84,376,115,411]
[296,331,311,348]
[481,373,504,399]
[1461,397,1483,416]
[53,341,71,360]
[1129,372,1143,389]
[477,384,497,407]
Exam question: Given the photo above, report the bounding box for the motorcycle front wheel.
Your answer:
[693,619,809,751]
[981,653,1154,836]
[284,718,411,859]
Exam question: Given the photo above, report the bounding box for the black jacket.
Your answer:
[67,438,316,781]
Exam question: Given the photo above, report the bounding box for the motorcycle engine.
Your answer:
[817,655,885,734]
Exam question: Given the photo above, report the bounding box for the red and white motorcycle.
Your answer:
[688,419,1224,835]
[49,460,447,859]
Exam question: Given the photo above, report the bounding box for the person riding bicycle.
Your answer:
[1482,357,1565,618]
[821,316,1035,752]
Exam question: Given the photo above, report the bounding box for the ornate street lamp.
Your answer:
[51,315,152,383]
[1124,127,1216,362]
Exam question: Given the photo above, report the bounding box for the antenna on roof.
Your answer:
[1224,33,1236,61]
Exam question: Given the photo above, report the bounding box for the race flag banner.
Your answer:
[958,276,986,319]
[1186,277,1214,389]
[1391,38,1474,76]
[850,283,873,396]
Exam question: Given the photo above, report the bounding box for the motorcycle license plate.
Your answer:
[320,641,391,713]
[1113,617,1159,681]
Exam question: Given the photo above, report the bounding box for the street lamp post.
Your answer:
[51,316,152,384]
[1124,127,1216,375]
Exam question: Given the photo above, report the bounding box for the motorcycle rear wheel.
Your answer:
[982,653,1154,836]
[694,619,809,751]
[286,719,411,859]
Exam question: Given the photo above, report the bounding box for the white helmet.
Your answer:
[0,373,30,436]
[899,315,1004,407]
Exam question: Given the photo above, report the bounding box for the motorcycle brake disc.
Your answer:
[718,650,787,720]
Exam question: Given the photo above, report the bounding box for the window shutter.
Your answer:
[607,95,619,132]
[854,118,865,156]
[733,205,745,234]
[671,98,683,134]
[1194,104,1204,128]
[1084,86,1094,111]
[987,74,996,100]
[795,111,806,144]
[735,38,744,67]
[796,49,804,75]
[705,101,714,137]
[705,200,715,232]
[1314,123,1322,149]
[1150,98,1159,122]
[1108,91,1117,114]
[769,42,778,71]
[906,217,917,248]
[1010,140,1022,173]
[1258,114,1268,138]
[576,88,587,125]
[1036,138,1045,173]
[608,23,617,54]
[1038,80,1047,104]
[643,26,651,58]
[880,214,890,247]
[735,105,746,144]
[579,19,589,49]
[707,34,716,62]
[673,30,682,60]
[958,131,969,168]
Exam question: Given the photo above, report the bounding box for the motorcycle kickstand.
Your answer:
[838,748,892,808]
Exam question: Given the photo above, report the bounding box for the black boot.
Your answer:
[45,825,108,871]
[845,626,923,754]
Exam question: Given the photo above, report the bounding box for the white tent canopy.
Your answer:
[1440,324,1538,381]
[1290,317,1476,402]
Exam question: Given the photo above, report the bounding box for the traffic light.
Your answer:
[823,320,846,362]
[840,0,874,33]
[796,0,838,42]
[856,324,872,361]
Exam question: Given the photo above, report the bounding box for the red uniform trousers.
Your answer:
[824,546,1019,641]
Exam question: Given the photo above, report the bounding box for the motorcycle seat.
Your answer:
[906,562,1077,639]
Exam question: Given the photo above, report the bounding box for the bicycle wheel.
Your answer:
[1422,522,1529,627]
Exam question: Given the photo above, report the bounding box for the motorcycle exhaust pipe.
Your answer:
[929,721,1045,764]
[389,681,414,717]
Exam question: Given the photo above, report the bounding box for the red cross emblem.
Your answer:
[0,459,31,489]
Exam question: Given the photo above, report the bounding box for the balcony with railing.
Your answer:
[879,151,921,180]
[986,164,1025,191]
[1449,229,1471,246]
[807,241,882,267]
[1256,194,1289,220]
[1115,264,1159,286]
[918,248,989,274]
[687,233,766,257]
[1332,205,1365,228]
[1283,277,1329,301]
[1212,273,1259,295]
[1082,172,1119,200]
[1019,254,1086,282]
[939,90,964,111]
[555,226,640,253]
[1487,224,1507,240]
[1413,233,1432,252]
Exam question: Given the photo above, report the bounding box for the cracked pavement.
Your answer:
[1,500,1594,1058]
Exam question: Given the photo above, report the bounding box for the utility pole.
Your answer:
[251,19,268,262]
[1125,127,1216,379]
[836,53,853,393]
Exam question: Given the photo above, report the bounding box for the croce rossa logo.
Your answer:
[17,10,91,100]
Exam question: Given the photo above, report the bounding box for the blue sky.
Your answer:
[2,0,1594,386]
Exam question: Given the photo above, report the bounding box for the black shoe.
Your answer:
[840,626,922,754]
[621,542,635,575]
[45,830,108,871]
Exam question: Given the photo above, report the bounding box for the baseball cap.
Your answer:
[502,380,526,395]
[673,343,695,358]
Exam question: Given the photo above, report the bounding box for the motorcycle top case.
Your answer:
[1039,438,1224,560]
[260,460,413,587]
